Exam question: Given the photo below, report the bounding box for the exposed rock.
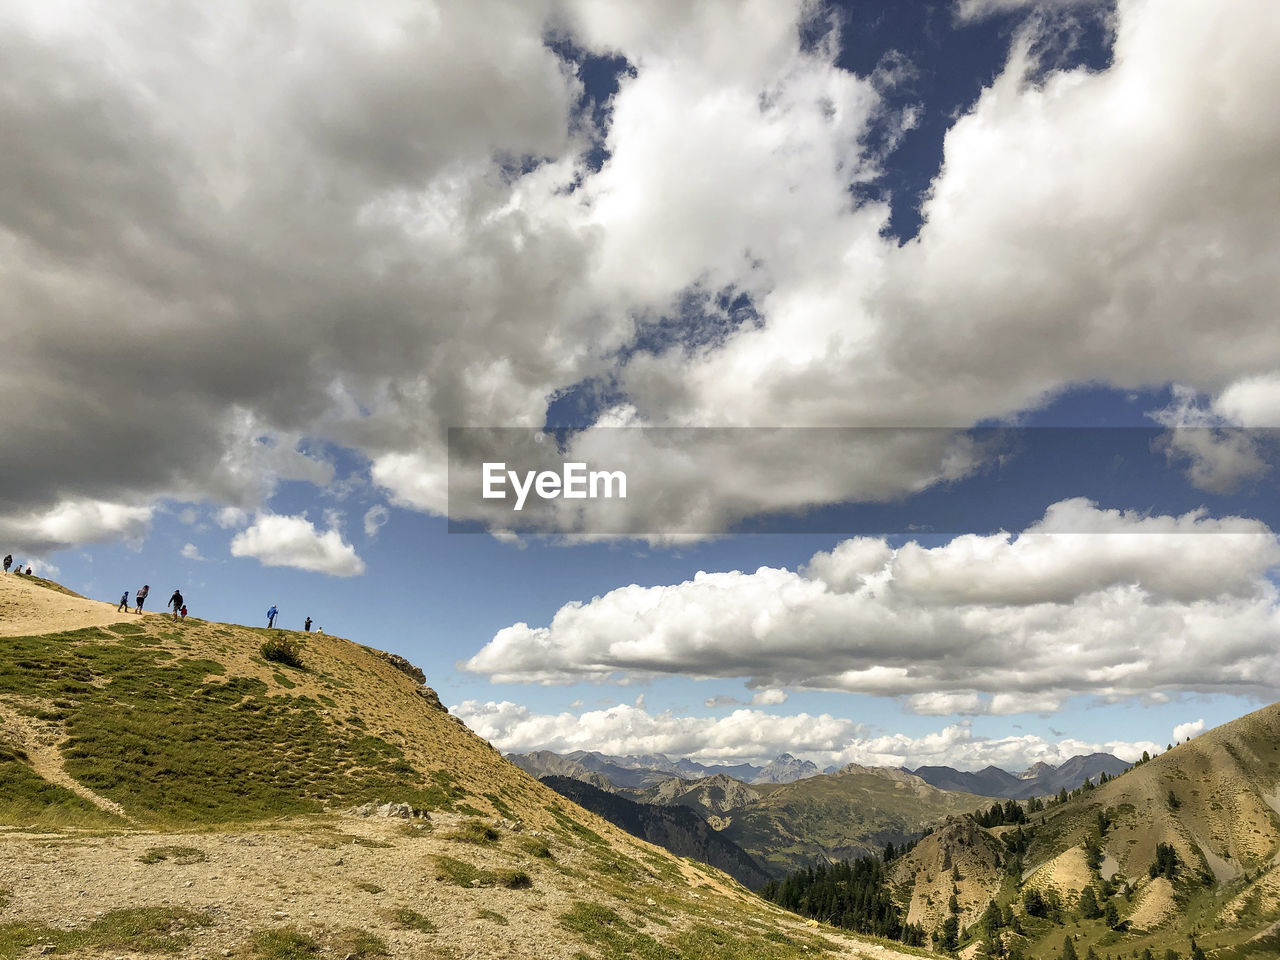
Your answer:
[369,650,426,685]
[349,800,429,820]
[415,685,449,713]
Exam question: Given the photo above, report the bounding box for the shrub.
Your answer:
[260,637,304,669]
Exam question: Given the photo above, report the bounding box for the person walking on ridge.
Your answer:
[3,554,11,574]
[117,590,130,612]
[304,616,312,632]
[135,584,150,613]
[267,604,278,628]
[169,588,184,621]
[180,605,187,621]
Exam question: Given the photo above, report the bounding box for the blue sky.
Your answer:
[5,0,1280,771]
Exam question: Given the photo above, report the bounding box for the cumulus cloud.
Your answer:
[0,500,152,555]
[2,0,1279,544]
[452,699,1158,771]
[464,500,1280,708]
[1149,386,1272,494]
[1214,374,1280,427]
[750,688,789,706]
[1172,718,1205,742]
[180,543,206,561]
[229,512,366,577]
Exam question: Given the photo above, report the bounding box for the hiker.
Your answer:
[267,604,278,628]
[24,567,31,576]
[13,561,22,576]
[304,616,312,632]
[117,590,130,612]
[169,588,184,621]
[135,584,150,613]
[3,554,10,574]
[180,605,188,621]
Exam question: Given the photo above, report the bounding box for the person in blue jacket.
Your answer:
[267,604,278,628]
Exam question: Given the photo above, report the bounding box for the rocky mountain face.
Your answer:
[505,748,768,787]
[752,753,821,784]
[506,749,617,792]
[888,701,1280,957]
[910,752,1131,799]
[630,772,766,819]
[721,765,990,878]
[540,775,772,890]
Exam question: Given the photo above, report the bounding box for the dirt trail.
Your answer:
[0,572,138,637]
[0,700,131,821]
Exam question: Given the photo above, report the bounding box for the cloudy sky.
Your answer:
[3,0,1279,772]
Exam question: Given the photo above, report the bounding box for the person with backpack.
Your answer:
[3,555,11,574]
[135,584,150,613]
[169,588,184,621]
[117,590,130,612]
[267,604,278,628]
[304,616,312,632]
[179,605,187,621]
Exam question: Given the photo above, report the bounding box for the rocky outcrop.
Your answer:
[541,776,771,890]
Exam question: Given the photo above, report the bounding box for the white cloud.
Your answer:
[452,699,1158,772]
[464,500,1280,708]
[180,542,206,561]
[1215,373,1280,427]
[23,558,61,578]
[215,507,250,529]
[1149,386,1271,494]
[953,0,1102,23]
[750,688,788,706]
[363,504,390,539]
[229,512,366,577]
[0,500,153,555]
[1173,718,1205,742]
[2,0,1280,543]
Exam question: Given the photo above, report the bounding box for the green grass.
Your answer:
[249,927,321,959]
[0,907,211,959]
[432,855,531,889]
[0,628,469,824]
[354,881,384,894]
[559,902,680,960]
[390,907,438,932]
[0,742,119,827]
[446,819,499,844]
[475,908,508,925]
[331,928,388,958]
[517,836,553,859]
[138,845,208,865]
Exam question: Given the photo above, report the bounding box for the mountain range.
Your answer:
[909,752,1132,799]
[508,748,816,787]
[511,747,1129,797]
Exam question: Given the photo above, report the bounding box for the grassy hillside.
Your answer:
[889,701,1280,958]
[0,573,921,960]
[720,764,989,879]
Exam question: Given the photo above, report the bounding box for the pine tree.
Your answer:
[1079,885,1102,919]
[1062,936,1079,960]
[1104,901,1120,929]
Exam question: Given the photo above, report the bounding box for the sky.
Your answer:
[2,0,1279,773]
